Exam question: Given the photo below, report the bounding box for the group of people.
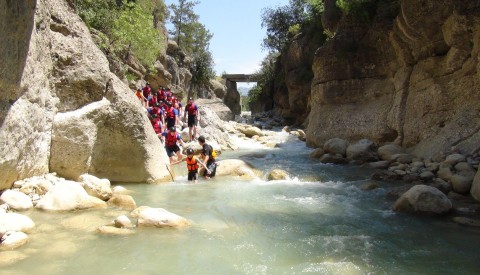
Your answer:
[134,83,216,182]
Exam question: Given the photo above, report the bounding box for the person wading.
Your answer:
[198,135,217,179]
[162,126,185,164]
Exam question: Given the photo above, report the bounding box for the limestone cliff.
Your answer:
[273,0,480,160]
[0,0,172,190]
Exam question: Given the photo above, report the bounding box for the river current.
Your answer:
[3,131,480,274]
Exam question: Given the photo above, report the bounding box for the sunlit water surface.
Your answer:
[3,131,480,274]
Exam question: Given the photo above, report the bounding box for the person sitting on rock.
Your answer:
[183,97,199,141]
[198,135,217,179]
[162,126,184,164]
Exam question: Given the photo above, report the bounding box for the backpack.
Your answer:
[210,145,217,158]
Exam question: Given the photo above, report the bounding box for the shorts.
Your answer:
[188,170,198,181]
[203,162,217,178]
[166,118,175,129]
[165,145,180,157]
[187,115,198,127]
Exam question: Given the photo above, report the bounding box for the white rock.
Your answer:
[114,215,133,228]
[35,180,106,211]
[1,231,29,250]
[0,190,33,211]
[78,174,112,201]
[323,138,349,157]
[0,213,35,234]
[132,206,190,228]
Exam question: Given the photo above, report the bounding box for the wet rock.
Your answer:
[35,180,107,211]
[437,167,453,181]
[346,139,378,163]
[419,171,435,181]
[444,154,467,166]
[215,159,258,179]
[472,169,480,202]
[425,162,440,173]
[0,213,35,234]
[430,178,452,194]
[378,144,405,161]
[452,217,480,227]
[319,153,348,164]
[78,174,113,201]
[360,182,380,191]
[267,169,289,181]
[0,190,33,211]
[0,231,29,250]
[132,206,190,228]
[363,161,390,169]
[450,175,472,194]
[393,185,452,215]
[107,194,137,210]
[371,170,402,181]
[309,148,325,158]
[386,185,415,200]
[323,138,348,157]
[391,154,414,164]
[114,215,133,228]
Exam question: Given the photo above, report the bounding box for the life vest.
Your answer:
[142,86,151,98]
[186,156,199,171]
[151,119,162,134]
[166,106,176,119]
[186,103,197,116]
[165,132,178,147]
[157,90,166,101]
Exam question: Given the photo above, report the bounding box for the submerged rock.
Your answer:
[267,169,289,181]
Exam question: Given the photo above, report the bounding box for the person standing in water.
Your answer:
[184,147,210,183]
[198,135,217,179]
[162,126,184,164]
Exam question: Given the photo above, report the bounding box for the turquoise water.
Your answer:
[2,132,480,274]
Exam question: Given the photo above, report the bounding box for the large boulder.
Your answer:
[0,190,33,211]
[132,206,190,228]
[393,185,452,215]
[0,0,172,190]
[35,180,107,211]
[378,144,405,161]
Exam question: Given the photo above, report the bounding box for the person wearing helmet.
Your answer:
[183,97,199,141]
[184,147,210,183]
[161,126,184,164]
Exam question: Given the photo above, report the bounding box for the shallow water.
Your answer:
[3,132,480,274]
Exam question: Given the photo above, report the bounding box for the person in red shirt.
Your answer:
[162,126,185,164]
[183,97,200,141]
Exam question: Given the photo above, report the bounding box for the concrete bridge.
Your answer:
[220,74,259,115]
[222,74,259,83]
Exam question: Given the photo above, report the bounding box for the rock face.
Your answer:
[267,0,480,160]
[0,0,172,190]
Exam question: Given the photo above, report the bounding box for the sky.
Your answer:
[164,0,290,88]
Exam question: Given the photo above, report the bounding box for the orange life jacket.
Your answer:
[186,156,199,171]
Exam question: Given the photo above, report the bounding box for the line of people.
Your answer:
[133,83,217,182]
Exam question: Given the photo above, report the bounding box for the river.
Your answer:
[3,131,480,274]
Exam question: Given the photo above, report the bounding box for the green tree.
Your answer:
[111,1,165,66]
[168,0,200,51]
[261,0,324,52]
